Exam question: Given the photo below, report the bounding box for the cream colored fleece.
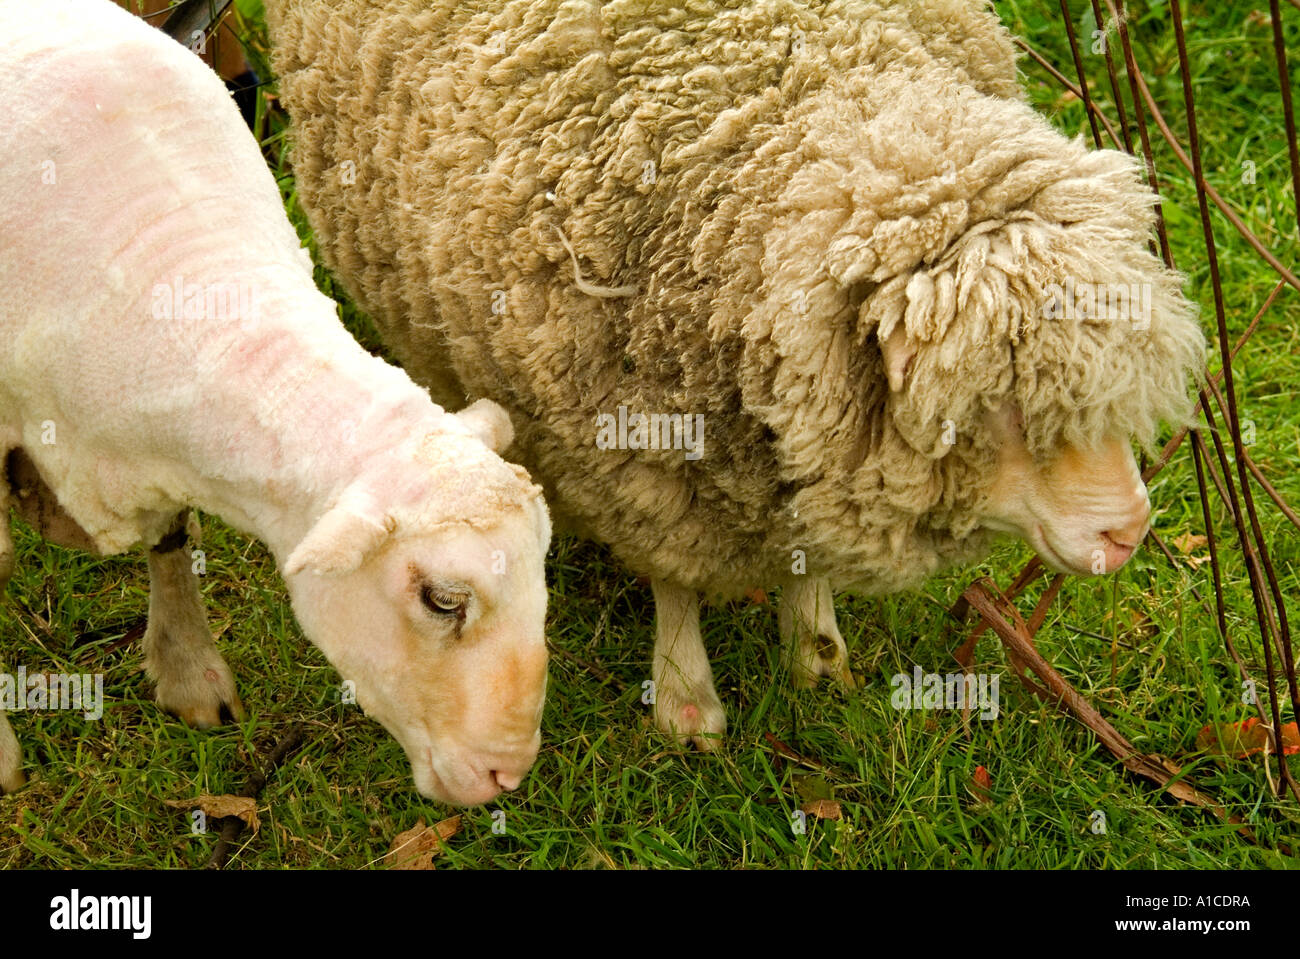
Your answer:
[268,0,1204,596]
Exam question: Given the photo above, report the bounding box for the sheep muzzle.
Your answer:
[980,404,1151,576]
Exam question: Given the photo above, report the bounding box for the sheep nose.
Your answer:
[1099,512,1149,570]
[491,769,522,791]
[1099,533,1135,569]
[1104,507,1151,552]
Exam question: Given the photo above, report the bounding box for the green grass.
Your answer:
[2,1,1297,868]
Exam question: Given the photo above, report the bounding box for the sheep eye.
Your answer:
[420,585,468,620]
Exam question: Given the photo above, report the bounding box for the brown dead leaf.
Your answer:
[1170,533,1211,568]
[1197,718,1300,759]
[1172,533,1208,553]
[970,765,993,802]
[800,799,842,820]
[164,794,259,833]
[384,816,462,870]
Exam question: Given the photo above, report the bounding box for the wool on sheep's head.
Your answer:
[866,144,1204,468]
[752,67,1203,587]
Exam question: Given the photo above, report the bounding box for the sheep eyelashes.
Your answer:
[268,0,1203,748]
[0,0,551,805]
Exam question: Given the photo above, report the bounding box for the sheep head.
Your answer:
[868,147,1202,579]
[282,401,551,805]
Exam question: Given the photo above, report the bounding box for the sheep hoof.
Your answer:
[148,651,245,729]
[0,766,25,795]
[789,659,858,689]
[788,632,857,690]
[655,687,726,752]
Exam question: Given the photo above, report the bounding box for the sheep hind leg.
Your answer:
[651,579,725,751]
[0,476,22,792]
[0,710,22,794]
[0,469,14,593]
[144,512,244,728]
[779,577,857,689]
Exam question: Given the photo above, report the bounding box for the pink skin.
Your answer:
[980,404,1152,575]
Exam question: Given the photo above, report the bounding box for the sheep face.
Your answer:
[976,404,1150,576]
[285,502,549,805]
[281,405,551,805]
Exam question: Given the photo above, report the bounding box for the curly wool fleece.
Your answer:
[269,0,1204,596]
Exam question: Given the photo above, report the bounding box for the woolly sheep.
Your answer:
[267,0,1205,747]
[0,0,552,805]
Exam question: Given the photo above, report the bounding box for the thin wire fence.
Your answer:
[961,1,1300,842]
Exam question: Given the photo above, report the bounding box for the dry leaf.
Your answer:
[1197,718,1300,759]
[384,816,462,870]
[1172,533,1207,554]
[164,794,259,833]
[800,799,842,820]
[1170,533,1210,567]
[970,765,993,802]
[744,587,769,606]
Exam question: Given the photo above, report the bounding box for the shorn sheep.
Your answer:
[0,0,552,805]
[267,0,1206,747]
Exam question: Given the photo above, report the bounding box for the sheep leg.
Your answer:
[779,577,856,689]
[0,464,14,594]
[0,710,22,794]
[144,512,244,728]
[0,515,12,593]
[5,447,100,552]
[651,579,725,751]
[0,470,23,792]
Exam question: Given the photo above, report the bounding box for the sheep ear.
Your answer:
[284,496,395,577]
[455,398,514,453]
[880,324,918,393]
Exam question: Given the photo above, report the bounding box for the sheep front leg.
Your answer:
[0,493,13,593]
[144,512,244,728]
[0,710,22,794]
[779,577,856,689]
[651,579,725,751]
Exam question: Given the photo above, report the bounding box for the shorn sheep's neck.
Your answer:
[166,279,445,566]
